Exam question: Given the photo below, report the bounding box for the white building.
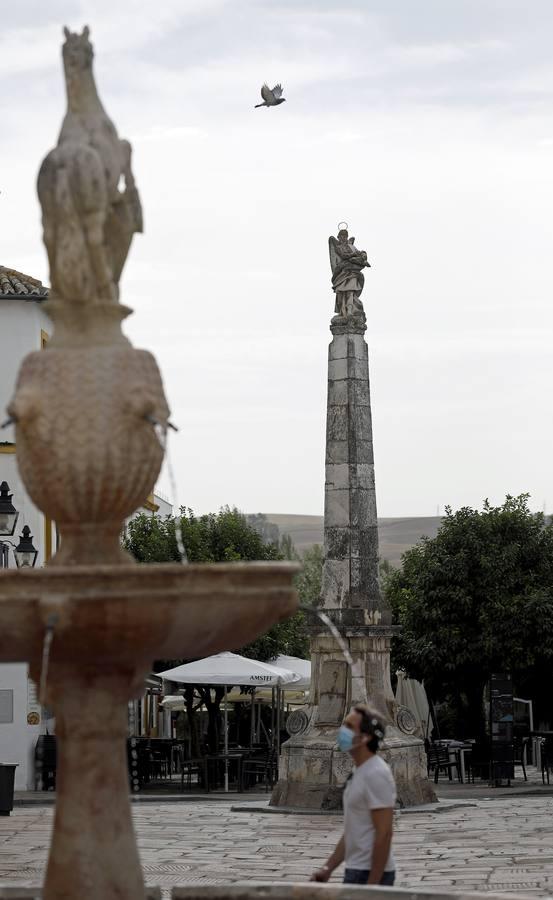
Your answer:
[0,267,51,789]
[0,266,172,789]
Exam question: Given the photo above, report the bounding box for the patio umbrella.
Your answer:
[270,655,310,691]
[395,670,431,738]
[158,653,299,790]
[160,695,186,711]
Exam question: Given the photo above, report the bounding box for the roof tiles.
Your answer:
[0,266,48,299]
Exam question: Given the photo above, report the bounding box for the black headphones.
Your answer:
[353,705,385,751]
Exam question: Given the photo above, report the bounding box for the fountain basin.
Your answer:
[172,887,533,900]
[0,561,299,666]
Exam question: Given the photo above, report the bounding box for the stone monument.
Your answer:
[271,224,434,809]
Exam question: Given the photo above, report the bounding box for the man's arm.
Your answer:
[368,807,394,884]
[310,833,345,882]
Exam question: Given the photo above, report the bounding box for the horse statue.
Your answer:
[38,26,142,306]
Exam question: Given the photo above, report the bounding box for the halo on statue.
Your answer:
[337,221,348,232]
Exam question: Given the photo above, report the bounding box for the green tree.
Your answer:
[124,506,281,564]
[385,495,553,738]
[296,543,324,607]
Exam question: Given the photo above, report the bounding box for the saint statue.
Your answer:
[328,225,370,319]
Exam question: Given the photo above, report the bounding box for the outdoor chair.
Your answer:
[180,758,208,792]
[541,738,553,785]
[490,743,515,785]
[171,743,185,775]
[149,751,169,780]
[241,749,277,792]
[466,741,517,785]
[426,742,461,783]
[34,735,57,791]
[513,736,528,782]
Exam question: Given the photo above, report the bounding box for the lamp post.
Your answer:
[0,482,38,569]
[14,526,39,569]
[0,482,19,537]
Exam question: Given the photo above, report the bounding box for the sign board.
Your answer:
[489,672,514,783]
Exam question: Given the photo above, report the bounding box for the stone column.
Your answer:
[271,315,435,809]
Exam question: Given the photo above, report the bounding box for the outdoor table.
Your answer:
[433,739,473,783]
[206,752,245,792]
[455,744,473,783]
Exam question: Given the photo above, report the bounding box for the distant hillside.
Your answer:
[261,514,442,567]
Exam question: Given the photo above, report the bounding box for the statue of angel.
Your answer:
[328,225,370,319]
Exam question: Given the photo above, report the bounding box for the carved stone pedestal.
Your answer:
[272,629,434,810]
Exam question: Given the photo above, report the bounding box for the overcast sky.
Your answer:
[2,1,553,518]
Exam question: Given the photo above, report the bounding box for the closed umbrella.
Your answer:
[395,670,431,738]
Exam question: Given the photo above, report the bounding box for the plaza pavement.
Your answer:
[3,790,553,896]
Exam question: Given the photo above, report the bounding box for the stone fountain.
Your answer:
[0,27,297,900]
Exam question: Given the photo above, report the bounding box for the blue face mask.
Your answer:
[337,725,354,752]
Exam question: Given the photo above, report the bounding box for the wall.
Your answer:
[0,298,51,444]
[0,298,52,788]
[0,664,41,791]
[0,298,53,569]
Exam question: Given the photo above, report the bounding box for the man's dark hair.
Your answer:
[353,704,386,752]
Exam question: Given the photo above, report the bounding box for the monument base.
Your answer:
[271,728,435,810]
[270,631,436,811]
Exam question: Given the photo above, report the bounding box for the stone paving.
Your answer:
[2,795,553,896]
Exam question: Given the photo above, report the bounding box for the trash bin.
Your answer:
[0,764,17,816]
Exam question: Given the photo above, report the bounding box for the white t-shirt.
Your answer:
[343,754,396,871]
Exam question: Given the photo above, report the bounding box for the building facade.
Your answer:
[0,267,51,789]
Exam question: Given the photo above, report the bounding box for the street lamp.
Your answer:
[0,482,19,536]
[14,526,38,569]
[0,482,38,569]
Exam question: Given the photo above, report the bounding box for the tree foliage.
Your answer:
[384,495,553,737]
[296,543,324,607]
[124,506,280,564]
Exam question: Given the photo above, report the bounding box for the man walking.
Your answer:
[310,705,397,886]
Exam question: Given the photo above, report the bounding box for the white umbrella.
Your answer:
[159,653,299,791]
[270,655,310,691]
[161,695,186,711]
[158,652,299,687]
[395,670,431,738]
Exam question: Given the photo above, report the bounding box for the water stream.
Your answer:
[38,614,58,706]
[160,426,188,565]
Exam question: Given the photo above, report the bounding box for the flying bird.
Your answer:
[255,83,286,108]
